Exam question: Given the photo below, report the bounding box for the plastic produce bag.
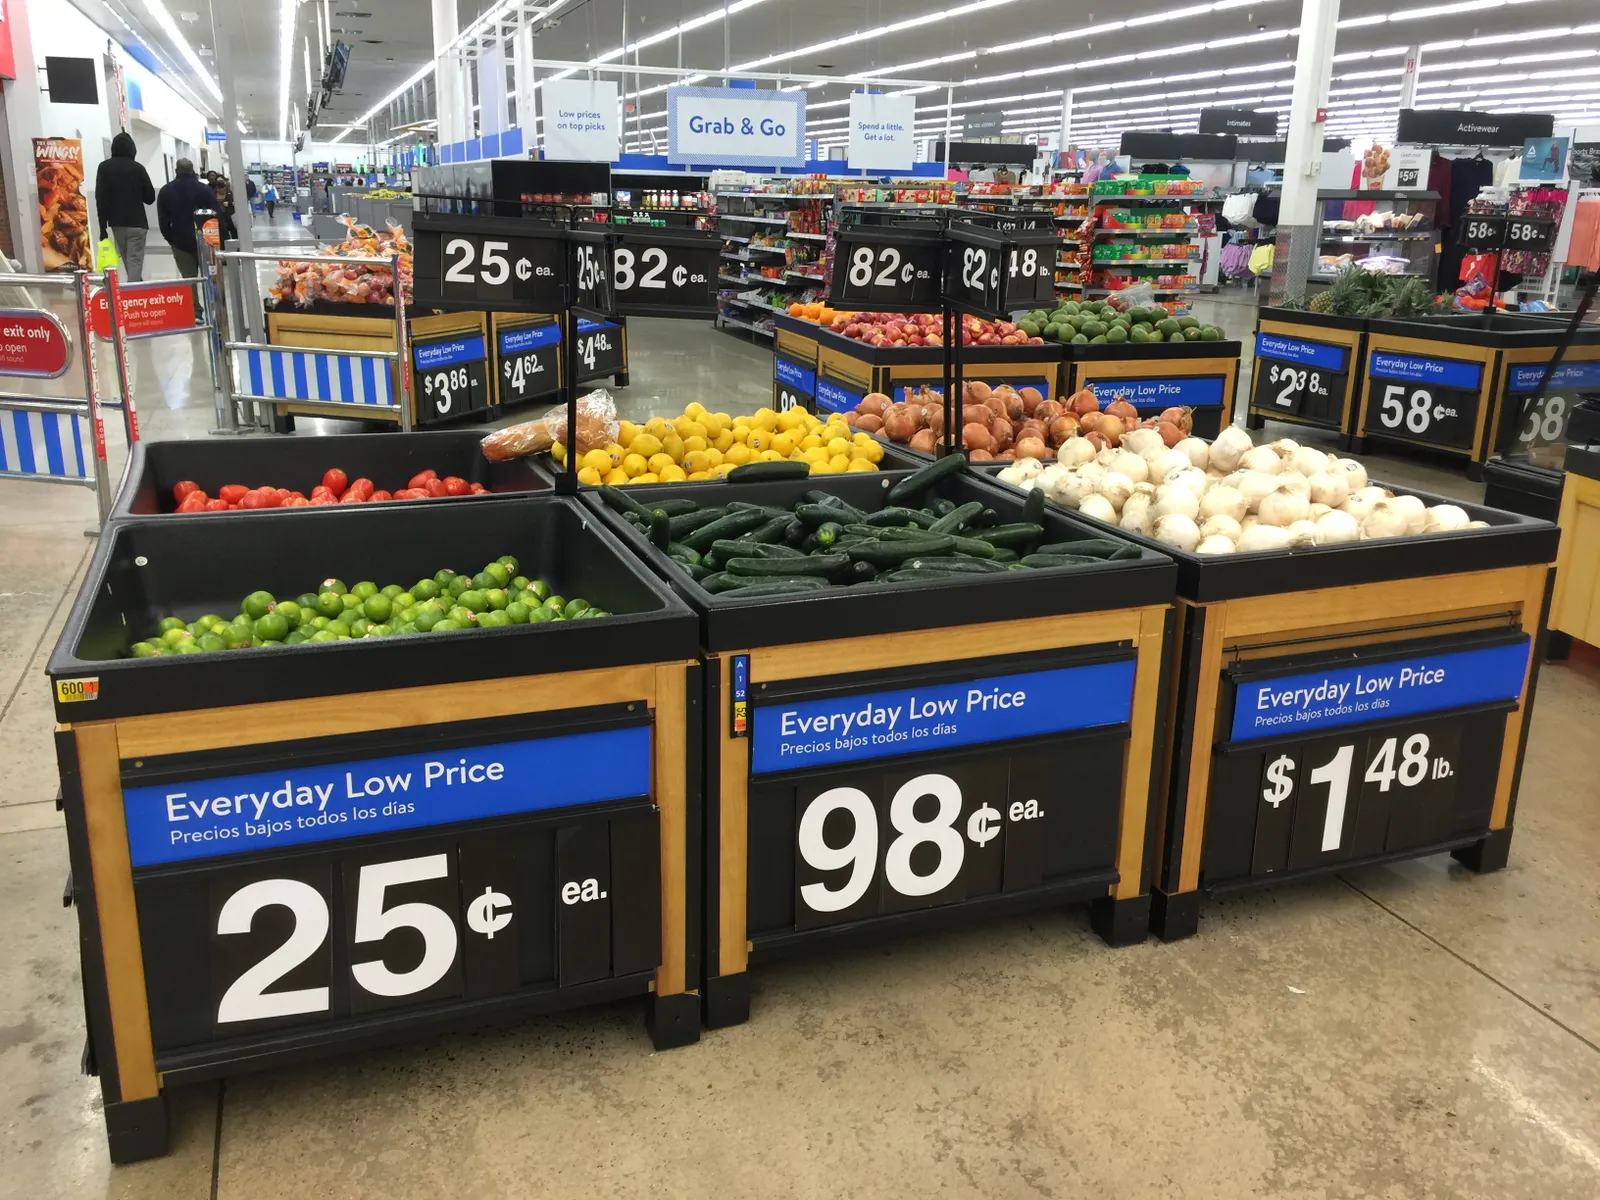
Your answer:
[1105,281,1156,311]
[480,388,620,461]
[96,236,120,271]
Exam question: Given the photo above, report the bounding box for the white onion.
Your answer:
[1309,502,1332,520]
[1258,483,1312,528]
[1100,448,1149,484]
[1077,462,1107,488]
[1336,457,1369,492]
[1048,472,1096,510]
[1057,437,1097,466]
[1176,437,1211,469]
[1145,448,1192,485]
[1268,438,1301,459]
[1205,467,1227,484]
[1340,491,1380,521]
[1354,484,1391,507]
[1288,446,1329,477]
[1285,519,1322,547]
[1240,446,1283,475]
[1237,524,1294,552]
[1078,493,1118,524]
[1276,470,1311,498]
[1307,470,1350,509]
[1196,535,1237,555]
[1235,471,1279,513]
[1153,513,1201,552]
[1152,485,1201,522]
[1425,503,1471,532]
[1316,509,1361,544]
[1119,427,1166,456]
[1241,514,1260,531]
[1120,493,1155,536]
[1208,425,1253,473]
[1361,500,1410,539]
[1387,494,1427,535]
[1097,471,1135,513]
[1164,467,1210,499]
[1200,514,1243,542]
[1199,485,1247,524]
[1464,519,1490,529]
[997,464,1033,486]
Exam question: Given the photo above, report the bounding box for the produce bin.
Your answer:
[47,496,703,1163]
[1062,339,1241,440]
[775,315,1064,414]
[1551,444,1600,646]
[979,460,1559,940]
[1246,309,1366,441]
[587,469,1177,1028]
[1354,314,1600,478]
[111,431,549,518]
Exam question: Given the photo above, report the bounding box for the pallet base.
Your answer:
[702,972,751,1030]
[1150,888,1201,942]
[646,992,703,1050]
[105,1094,169,1165]
[1452,827,1513,874]
[1089,893,1151,947]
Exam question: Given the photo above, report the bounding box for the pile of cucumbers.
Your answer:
[598,454,1143,598]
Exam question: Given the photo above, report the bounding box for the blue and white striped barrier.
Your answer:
[0,408,92,481]
[234,347,397,409]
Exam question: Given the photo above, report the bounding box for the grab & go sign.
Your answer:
[667,85,806,168]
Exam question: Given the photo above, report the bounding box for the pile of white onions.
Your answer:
[995,424,1488,555]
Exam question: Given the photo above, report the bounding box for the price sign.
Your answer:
[608,227,719,319]
[569,228,614,316]
[413,335,488,423]
[1252,333,1348,425]
[1457,214,1556,255]
[1364,350,1483,448]
[826,225,943,312]
[1503,361,1600,448]
[945,225,1057,317]
[411,214,567,312]
[575,318,626,380]
[774,355,816,413]
[125,724,662,1050]
[497,323,561,405]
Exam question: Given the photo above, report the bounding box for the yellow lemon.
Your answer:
[746,430,770,453]
[826,437,851,458]
[700,413,723,437]
[658,464,688,483]
[688,470,711,481]
[662,433,685,462]
[630,433,663,458]
[862,439,885,463]
[714,412,732,427]
[577,466,604,486]
[634,473,659,484]
[730,425,751,445]
[604,441,626,466]
[752,408,779,432]
[704,447,724,468]
[713,429,735,453]
[680,421,708,441]
[799,433,823,451]
[683,450,712,475]
[622,453,648,478]
[808,458,832,474]
[829,454,852,473]
[714,462,737,478]
[849,443,875,462]
[648,452,675,476]
[551,442,566,465]
[683,434,708,455]
[777,408,806,432]
[846,457,877,472]
[802,445,829,464]
[852,430,874,446]
[603,468,631,485]
[617,420,639,446]
[758,448,786,462]
[770,432,796,458]
[581,448,613,473]
[724,443,754,466]
[684,401,707,418]
[645,417,673,441]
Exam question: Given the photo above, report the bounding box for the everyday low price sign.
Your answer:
[752,659,1136,775]
[667,85,806,168]
[1088,375,1224,411]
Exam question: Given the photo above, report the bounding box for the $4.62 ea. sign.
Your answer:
[414,335,488,423]
[497,323,560,404]
[1252,333,1348,425]
[1364,350,1484,448]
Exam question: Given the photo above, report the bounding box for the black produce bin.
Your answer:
[113,432,548,518]
[587,470,1177,652]
[50,495,697,719]
[527,438,931,490]
[1482,456,1564,523]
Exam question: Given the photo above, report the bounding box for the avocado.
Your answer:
[1107,326,1128,343]
[1157,318,1180,337]
[1177,315,1198,329]
[1072,333,1089,344]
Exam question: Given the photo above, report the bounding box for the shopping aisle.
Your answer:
[3,313,1600,1199]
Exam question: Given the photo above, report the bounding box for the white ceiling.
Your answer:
[93,0,1600,150]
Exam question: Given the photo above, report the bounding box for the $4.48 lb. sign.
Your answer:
[1364,350,1483,448]
[575,318,626,380]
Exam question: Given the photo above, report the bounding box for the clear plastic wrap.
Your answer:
[480,388,620,461]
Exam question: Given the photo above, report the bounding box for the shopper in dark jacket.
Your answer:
[95,132,155,281]
[157,159,220,278]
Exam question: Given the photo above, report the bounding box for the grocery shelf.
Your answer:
[1084,287,1196,297]
[1054,281,1085,290]
[716,192,829,203]
[719,315,775,337]
[718,273,750,285]
[723,234,750,243]
[785,270,826,283]
[719,213,788,224]
[720,251,750,262]
[747,244,788,256]
[1095,228,1200,237]
[1090,193,1218,203]
[1092,259,1199,267]
[787,230,828,241]
[1055,214,1090,222]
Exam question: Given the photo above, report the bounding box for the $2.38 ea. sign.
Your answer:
[1252,333,1348,424]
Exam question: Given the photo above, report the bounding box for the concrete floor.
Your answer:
[2,220,1599,1197]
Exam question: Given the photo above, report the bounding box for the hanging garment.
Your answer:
[1568,198,1600,271]
[1220,241,1253,277]
[1427,154,1452,228]
[1504,186,1568,277]
[1494,156,1523,187]
[1252,191,1281,227]
[1222,192,1257,225]
[1437,154,1496,290]
[1248,243,1276,276]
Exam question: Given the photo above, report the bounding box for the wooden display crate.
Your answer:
[1551,445,1600,646]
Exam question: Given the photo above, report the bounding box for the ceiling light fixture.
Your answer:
[143,0,223,102]
[279,0,295,142]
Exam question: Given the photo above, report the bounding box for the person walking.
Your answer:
[263,182,279,219]
[156,158,221,278]
[206,171,238,242]
[94,132,155,282]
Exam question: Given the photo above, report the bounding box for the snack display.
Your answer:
[267,218,413,307]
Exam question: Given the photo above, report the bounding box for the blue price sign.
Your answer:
[774,356,816,412]
[1255,334,1347,373]
[1088,375,1224,411]
[814,378,864,415]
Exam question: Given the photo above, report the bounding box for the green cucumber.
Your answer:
[726,460,811,482]
[931,498,957,517]
[649,511,672,551]
[989,547,1020,563]
[863,506,936,529]
[667,508,725,538]
[1033,539,1144,560]
[711,540,803,561]
[845,535,956,566]
[815,521,844,547]
[744,515,794,544]
[726,554,848,578]
[649,498,701,517]
[976,522,1046,549]
[1021,552,1103,568]
[901,556,1010,574]
[597,487,651,519]
[884,451,968,505]
[879,567,985,583]
[1022,487,1046,525]
[715,576,833,597]
[848,560,880,584]
[785,516,810,546]
[680,562,711,581]
[682,509,771,553]
[665,543,702,565]
[929,501,985,535]
[801,492,867,522]
[795,503,851,527]
[948,534,997,559]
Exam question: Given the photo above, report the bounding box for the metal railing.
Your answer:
[0,271,113,527]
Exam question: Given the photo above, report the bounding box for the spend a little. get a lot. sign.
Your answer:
[666,85,807,169]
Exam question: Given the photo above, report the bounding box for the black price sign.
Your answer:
[1365,352,1483,448]
[945,225,1056,317]
[570,230,614,316]
[575,319,626,380]
[1253,360,1346,424]
[411,214,566,311]
[497,323,560,405]
[413,335,488,423]
[608,228,719,319]
[1457,214,1556,255]
[827,226,943,311]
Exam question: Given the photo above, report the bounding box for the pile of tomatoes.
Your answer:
[170,468,490,513]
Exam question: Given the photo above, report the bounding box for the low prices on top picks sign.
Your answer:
[667,85,806,169]
[542,79,620,163]
[848,92,915,171]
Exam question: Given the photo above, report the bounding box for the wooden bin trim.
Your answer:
[68,658,695,1103]
[715,603,1169,978]
[1552,472,1600,641]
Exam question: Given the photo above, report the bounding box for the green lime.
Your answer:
[511,575,530,593]
[394,622,417,635]
[543,595,565,613]
[222,624,252,648]
[197,633,227,652]
[369,623,392,637]
[185,622,205,637]
[458,590,488,614]
[352,581,378,601]
[362,595,393,623]
[309,629,340,643]
[433,618,464,631]
[484,562,511,587]
[564,599,591,618]
[198,612,227,628]
[497,555,519,574]
[413,608,444,633]
[412,579,441,601]
[528,606,554,624]
[471,571,499,591]
[585,609,611,619]
[447,576,470,598]
[130,641,159,658]
[296,592,320,610]
[392,591,416,610]
[347,618,372,638]
[505,601,531,624]
[285,629,310,645]
[241,591,275,620]
[447,605,477,626]
[254,613,289,641]
[157,616,187,634]
[175,641,204,654]
[380,584,404,600]
[319,577,347,595]
[337,606,364,627]
[483,588,509,611]
[274,600,304,629]
[308,615,330,631]
[162,628,195,648]
[433,569,457,588]
[340,593,363,611]
[477,610,511,629]
[527,580,551,602]
[315,591,344,618]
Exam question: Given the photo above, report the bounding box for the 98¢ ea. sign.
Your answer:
[666,85,806,169]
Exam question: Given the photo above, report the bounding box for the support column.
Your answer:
[433,0,463,148]
[1275,0,1341,302]
[212,28,255,254]
[1399,44,1422,110]
[514,21,538,155]
[1059,88,1074,152]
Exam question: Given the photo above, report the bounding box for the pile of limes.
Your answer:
[559,401,886,486]
[127,556,607,655]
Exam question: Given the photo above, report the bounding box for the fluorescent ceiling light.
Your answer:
[279,0,295,142]
[143,0,222,102]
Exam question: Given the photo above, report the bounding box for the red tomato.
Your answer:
[443,475,470,496]
[308,496,335,505]
[321,468,348,497]
[176,494,207,513]
[204,497,231,511]
[283,495,310,507]
[468,482,489,495]
[369,490,393,503]
[173,480,202,502]
[239,490,271,509]
[425,478,449,498]
[310,485,333,501]
[219,484,249,505]
[408,469,438,490]
[347,477,375,500]
[289,491,307,502]
[339,490,365,503]
[274,488,292,504]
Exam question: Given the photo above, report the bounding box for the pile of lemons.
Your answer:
[564,402,886,485]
